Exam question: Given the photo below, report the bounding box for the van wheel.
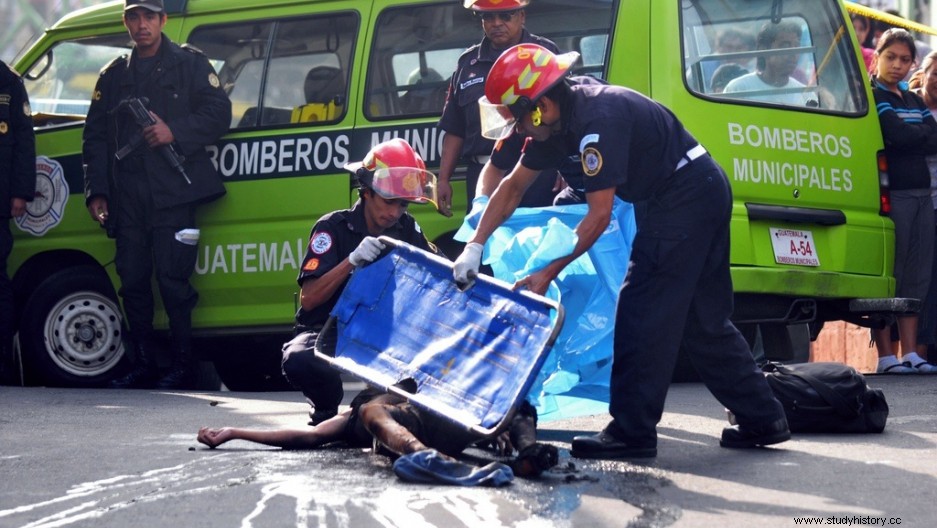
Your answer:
[19,266,127,387]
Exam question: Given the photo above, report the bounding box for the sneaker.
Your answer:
[907,360,937,374]
[877,361,917,374]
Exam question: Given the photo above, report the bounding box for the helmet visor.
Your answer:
[370,166,438,207]
[479,96,517,140]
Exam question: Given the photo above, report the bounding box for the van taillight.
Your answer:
[877,151,890,216]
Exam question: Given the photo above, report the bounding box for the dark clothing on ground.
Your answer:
[438,29,560,208]
[82,35,230,353]
[518,82,785,447]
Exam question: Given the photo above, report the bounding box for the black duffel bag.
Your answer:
[760,362,888,434]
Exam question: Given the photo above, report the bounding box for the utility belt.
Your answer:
[674,144,707,172]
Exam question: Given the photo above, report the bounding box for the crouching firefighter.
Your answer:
[281,138,440,425]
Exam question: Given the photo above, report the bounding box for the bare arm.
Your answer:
[514,187,615,295]
[436,133,464,217]
[476,161,509,199]
[299,258,355,311]
[468,163,540,246]
[197,410,351,450]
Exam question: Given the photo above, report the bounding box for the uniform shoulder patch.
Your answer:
[180,43,206,55]
[310,232,333,255]
[582,147,603,177]
[100,55,128,76]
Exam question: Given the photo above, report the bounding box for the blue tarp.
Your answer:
[455,198,637,422]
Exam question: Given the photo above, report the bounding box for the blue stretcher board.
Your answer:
[314,237,564,437]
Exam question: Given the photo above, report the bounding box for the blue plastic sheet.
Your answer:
[455,198,637,421]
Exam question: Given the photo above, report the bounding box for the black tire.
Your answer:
[19,266,128,387]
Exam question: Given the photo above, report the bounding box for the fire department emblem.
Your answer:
[15,156,70,236]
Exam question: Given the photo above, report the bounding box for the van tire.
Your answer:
[19,266,127,387]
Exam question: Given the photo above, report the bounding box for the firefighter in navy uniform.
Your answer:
[0,60,37,385]
[83,0,231,389]
[436,0,561,217]
[280,139,440,425]
[455,44,790,458]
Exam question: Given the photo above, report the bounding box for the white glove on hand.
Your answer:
[349,236,385,267]
[453,242,484,283]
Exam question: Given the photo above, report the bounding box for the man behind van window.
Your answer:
[1,60,37,385]
[82,0,231,389]
[723,20,818,107]
[436,0,561,217]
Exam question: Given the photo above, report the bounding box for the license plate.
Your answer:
[769,227,820,267]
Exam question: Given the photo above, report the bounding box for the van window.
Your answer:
[188,13,357,129]
[22,34,132,122]
[365,0,616,119]
[683,0,868,114]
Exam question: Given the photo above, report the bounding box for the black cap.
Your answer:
[124,0,164,13]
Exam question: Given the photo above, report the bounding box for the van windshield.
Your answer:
[683,0,869,114]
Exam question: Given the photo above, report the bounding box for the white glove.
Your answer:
[349,236,385,267]
[453,242,484,283]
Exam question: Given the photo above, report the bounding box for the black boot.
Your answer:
[155,346,197,390]
[109,343,158,389]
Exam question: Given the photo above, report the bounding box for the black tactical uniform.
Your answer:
[83,34,231,389]
[0,61,36,384]
[282,199,437,423]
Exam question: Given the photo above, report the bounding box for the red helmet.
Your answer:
[464,0,530,12]
[479,44,579,139]
[344,138,437,206]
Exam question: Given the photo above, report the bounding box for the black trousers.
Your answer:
[608,157,784,446]
[0,219,13,349]
[281,331,343,412]
[114,171,198,348]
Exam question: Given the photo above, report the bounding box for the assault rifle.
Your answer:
[113,97,191,184]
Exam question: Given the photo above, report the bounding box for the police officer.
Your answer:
[281,139,440,425]
[454,44,790,457]
[436,0,561,217]
[0,60,36,385]
[83,0,231,389]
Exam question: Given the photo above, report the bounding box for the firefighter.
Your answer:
[281,139,440,425]
[454,44,790,458]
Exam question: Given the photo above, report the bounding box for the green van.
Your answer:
[8,0,904,388]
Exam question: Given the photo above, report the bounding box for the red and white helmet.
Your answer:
[344,138,437,206]
[464,0,530,12]
[479,43,579,139]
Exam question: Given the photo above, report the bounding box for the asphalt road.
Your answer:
[1,375,935,527]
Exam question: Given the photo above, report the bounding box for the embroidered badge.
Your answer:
[208,72,220,88]
[310,232,332,254]
[303,258,320,272]
[582,147,603,177]
[93,90,102,101]
[0,122,7,134]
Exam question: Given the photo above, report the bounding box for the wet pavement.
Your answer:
[1,376,935,527]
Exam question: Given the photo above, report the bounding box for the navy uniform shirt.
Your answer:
[0,61,36,218]
[438,29,558,159]
[295,199,437,329]
[521,83,698,202]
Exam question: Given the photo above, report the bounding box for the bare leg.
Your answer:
[197,409,352,450]
[358,397,430,456]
